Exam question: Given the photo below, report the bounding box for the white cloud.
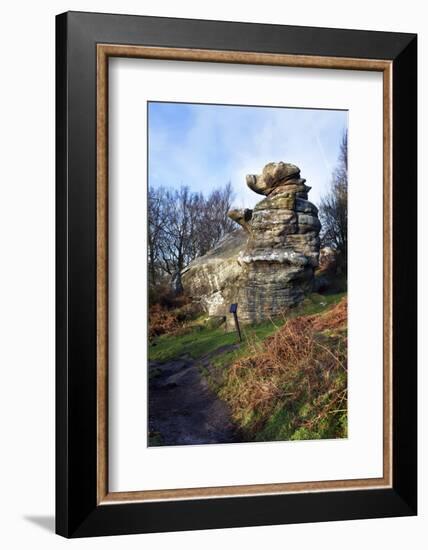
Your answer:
[149,104,347,209]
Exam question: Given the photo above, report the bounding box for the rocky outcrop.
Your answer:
[182,162,321,327]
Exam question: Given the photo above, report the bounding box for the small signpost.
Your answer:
[229,303,242,342]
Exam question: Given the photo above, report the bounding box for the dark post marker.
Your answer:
[229,303,242,342]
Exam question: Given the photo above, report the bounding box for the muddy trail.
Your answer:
[148,345,242,446]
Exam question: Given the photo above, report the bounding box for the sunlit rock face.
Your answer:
[181,162,321,327]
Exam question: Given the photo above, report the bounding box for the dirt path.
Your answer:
[148,345,242,446]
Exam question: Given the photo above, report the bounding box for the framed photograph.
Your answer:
[56,11,417,537]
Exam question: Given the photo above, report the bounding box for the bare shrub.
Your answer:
[148,297,204,340]
[220,298,347,440]
[148,304,180,340]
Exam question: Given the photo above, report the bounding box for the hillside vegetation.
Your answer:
[219,297,347,441]
[149,292,347,442]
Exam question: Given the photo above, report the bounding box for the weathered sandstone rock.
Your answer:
[182,162,321,328]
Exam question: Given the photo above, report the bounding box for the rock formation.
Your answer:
[181,162,321,327]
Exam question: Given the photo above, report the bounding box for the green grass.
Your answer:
[218,314,348,443]
[211,291,346,370]
[252,366,348,442]
[149,290,348,444]
[149,325,238,362]
[292,290,346,316]
[149,291,346,365]
[213,292,348,442]
[149,311,288,364]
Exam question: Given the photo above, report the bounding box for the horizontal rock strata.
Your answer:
[182,162,321,327]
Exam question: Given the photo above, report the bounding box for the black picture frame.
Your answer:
[56,11,417,538]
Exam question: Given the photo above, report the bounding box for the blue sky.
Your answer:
[148,102,348,208]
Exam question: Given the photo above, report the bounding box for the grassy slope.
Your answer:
[149,291,347,443]
[149,291,345,363]
[220,296,348,442]
[224,328,347,443]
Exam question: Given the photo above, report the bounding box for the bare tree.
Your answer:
[148,186,167,286]
[148,182,236,295]
[195,182,236,256]
[319,131,348,259]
